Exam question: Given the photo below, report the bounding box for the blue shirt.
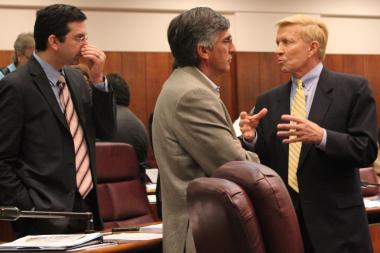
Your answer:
[33,52,108,112]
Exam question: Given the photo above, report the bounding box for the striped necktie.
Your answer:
[58,74,93,198]
[288,79,306,193]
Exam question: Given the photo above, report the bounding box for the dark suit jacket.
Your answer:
[0,57,116,235]
[252,68,377,253]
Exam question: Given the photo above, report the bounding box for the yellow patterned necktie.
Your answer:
[288,79,306,193]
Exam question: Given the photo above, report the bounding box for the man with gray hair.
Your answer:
[0,33,35,80]
[152,7,259,253]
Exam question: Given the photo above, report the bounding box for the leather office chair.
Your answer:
[359,166,380,223]
[187,177,266,253]
[188,161,303,253]
[360,167,380,198]
[96,142,155,228]
[213,161,303,253]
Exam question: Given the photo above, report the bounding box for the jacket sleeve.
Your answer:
[325,78,378,167]
[0,80,34,210]
[173,88,259,176]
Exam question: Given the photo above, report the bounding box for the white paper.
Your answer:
[148,194,156,203]
[146,183,157,193]
[103,232,162,243]
[364,198,380,208]
[139,223,162,234]
[0,233,102,251]
[145,168,158,183]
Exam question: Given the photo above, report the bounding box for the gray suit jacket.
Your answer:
[152,67,259,253]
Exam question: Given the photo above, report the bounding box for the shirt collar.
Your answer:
[291,62,323,89]
[33,52,62,87]
[194,67,221,93]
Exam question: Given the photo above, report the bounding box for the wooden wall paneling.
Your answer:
[342,55,365,76]
[145,52,172,126]
[103,51,123,74]
[260,52,290,94]
[219,56,237,119]
[324,54,344,72]
[0,51,13,68]
[121,52,147,126]
[235,52,261,115]
[364,55,380,125]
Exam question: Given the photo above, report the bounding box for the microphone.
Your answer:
[361,181,380,188]
[0,206,94,232]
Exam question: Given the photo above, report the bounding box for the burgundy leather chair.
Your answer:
[359,167,380,198]
[96,142,155,228]
[213,161,303,253]
[187,177,265,253]
[188,161,303,253]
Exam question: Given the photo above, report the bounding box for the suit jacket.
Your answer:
[0,57,116,235]
[152,66,259,253]
[252,68,377,253]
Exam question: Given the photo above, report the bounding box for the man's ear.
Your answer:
[196,44,210,61]
[47,34,60,51]
[308,40,320,58]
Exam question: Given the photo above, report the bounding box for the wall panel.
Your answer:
[1,50,379,127]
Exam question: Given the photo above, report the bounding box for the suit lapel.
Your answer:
[29,57,69,131]
[276,82,292,155]
[298,68,333,168]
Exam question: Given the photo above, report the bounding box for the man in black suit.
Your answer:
[240,15,377,252]
[0,4,115,235]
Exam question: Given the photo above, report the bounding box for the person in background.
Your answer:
[101,73,149,182]
[152,7,259,253]
[0,32,35,80]
[240,14,377,252]
[0,4,115,236]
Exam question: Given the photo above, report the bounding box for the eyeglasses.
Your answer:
[73,34,88,43]
[215,36,233,45]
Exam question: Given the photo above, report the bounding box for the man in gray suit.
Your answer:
[152,7,260,253]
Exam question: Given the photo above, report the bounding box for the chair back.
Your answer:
[96,142,154,228]
[359,167,380,197]
[187,177,265,253]
[213,161,303,253]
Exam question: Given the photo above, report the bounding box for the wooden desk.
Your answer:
[370,223,380,253]
[75,238,162,253]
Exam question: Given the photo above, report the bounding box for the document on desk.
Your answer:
[139,223,162,234]
[364,198,380,208]
[103,233,162,243]
[0,232,103,251]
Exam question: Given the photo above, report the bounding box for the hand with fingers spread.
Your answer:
[277,114,324,144]
[80,44,106,83]
[239,108,268,142]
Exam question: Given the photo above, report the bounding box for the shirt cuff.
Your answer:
[316,128,327,150]
[93,77,109,92]
[243,132,258,145]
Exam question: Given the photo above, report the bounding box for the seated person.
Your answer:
[99,73,149,182]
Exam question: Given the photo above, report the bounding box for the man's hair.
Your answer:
[276,15,328,60]
[34,4,86,51]
[13,32,35,64]
[167,7,230,68]
[106,73,130,107]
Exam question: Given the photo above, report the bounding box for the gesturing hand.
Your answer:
[277,114,324,144]
[239,108,268,142]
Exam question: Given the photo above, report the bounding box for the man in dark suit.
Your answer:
[240,15,377,252]
[0,4,115,236]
